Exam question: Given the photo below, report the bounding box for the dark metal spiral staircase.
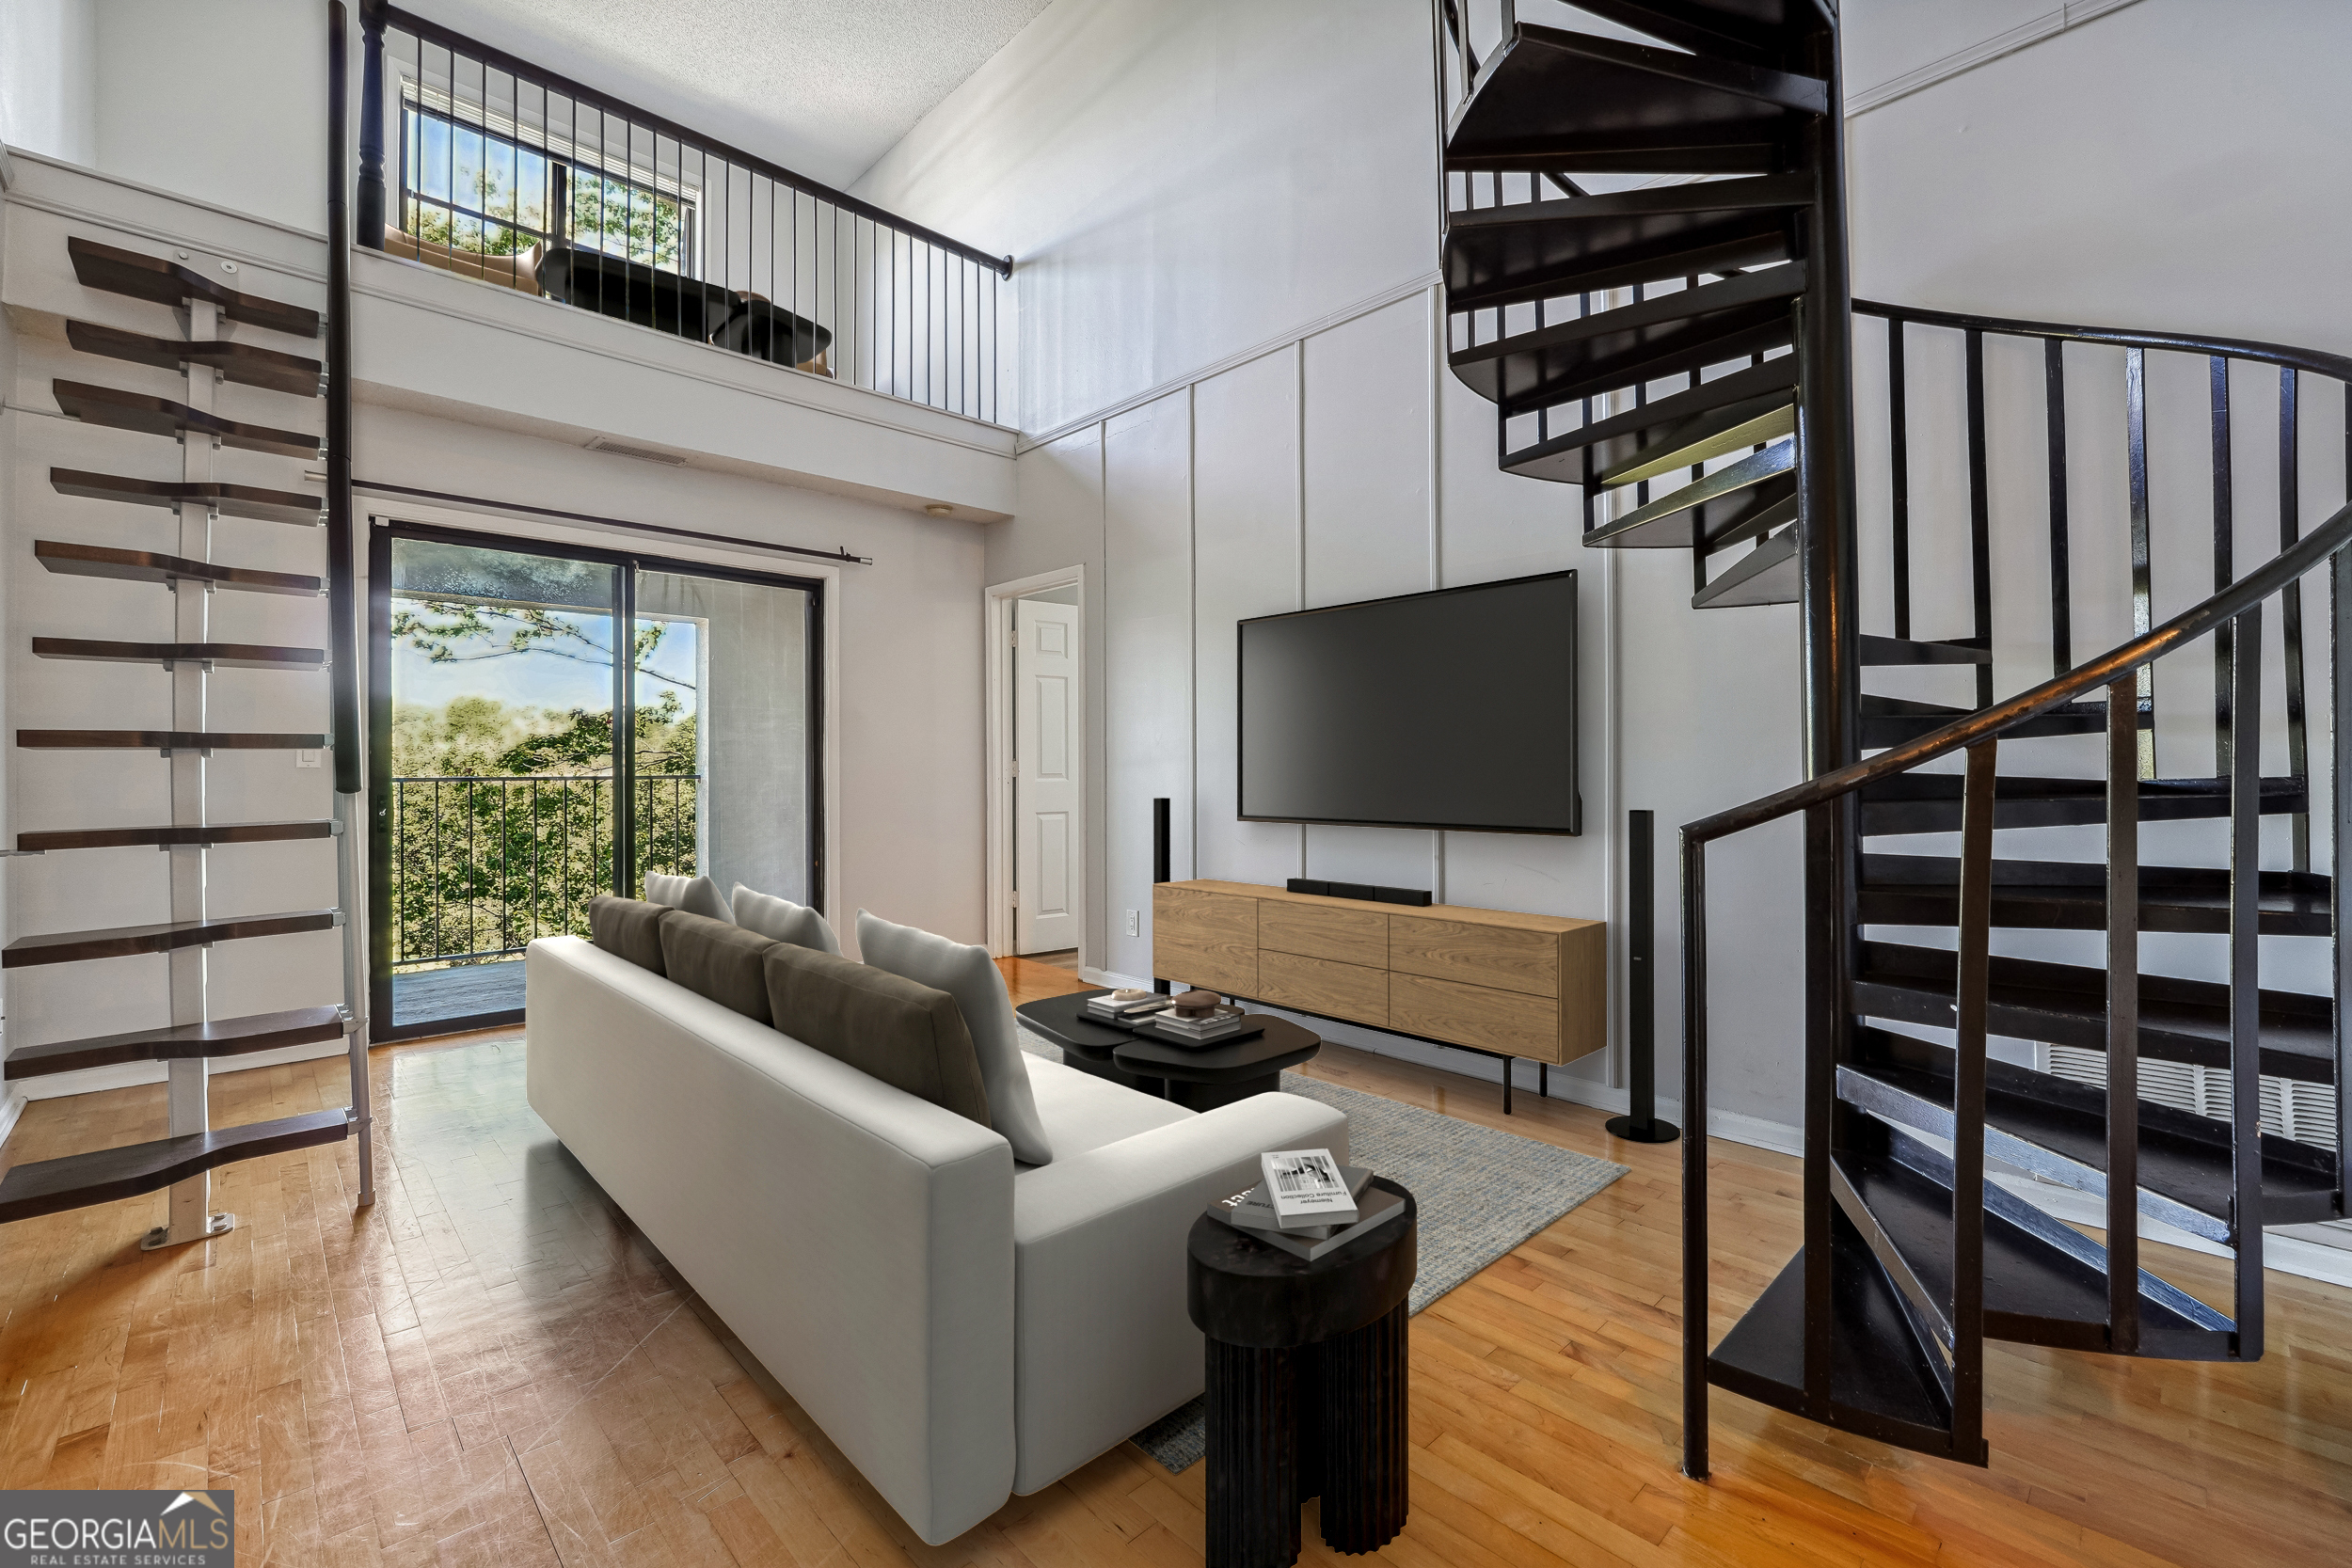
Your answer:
[1434,0,2351,1475]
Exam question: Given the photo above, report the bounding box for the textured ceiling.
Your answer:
[419,0,1054,189]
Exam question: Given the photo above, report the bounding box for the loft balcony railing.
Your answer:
[389,771,698,970]
[353,3,1010,423]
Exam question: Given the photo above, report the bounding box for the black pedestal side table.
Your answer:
[1186,1178,1416,1566]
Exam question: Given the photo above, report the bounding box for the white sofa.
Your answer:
[525,935,1346,1544]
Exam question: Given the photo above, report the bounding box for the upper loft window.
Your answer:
[368,8,1009,423]
[400,98,698,276]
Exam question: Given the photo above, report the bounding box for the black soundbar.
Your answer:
[1286,879,1432,908]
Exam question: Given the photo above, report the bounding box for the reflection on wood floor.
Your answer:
[0,959,2342,1565]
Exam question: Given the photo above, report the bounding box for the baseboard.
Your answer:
[0,1086,24,1153]
[9,1035,354,1101]
[1087,967,1805,1159]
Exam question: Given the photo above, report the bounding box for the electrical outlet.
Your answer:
[294,749,323,768]
[1125,910,1138,937]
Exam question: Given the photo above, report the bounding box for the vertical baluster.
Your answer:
[2127,347,2156,776]
[2280,368,2310,869]
[2334,517,2352,1206]
[1952,739,1994,1460]
[1802,804,1833,1423]
[1965,330,1993,708]
[2046,339,2073,674]
[1632,282,1650,511]
[1889,316,1911,641]
[1680,831,1709,1481]
[2213,357,2236,774]
[2229,604,2265,1357]
[2106,674,2140,1352]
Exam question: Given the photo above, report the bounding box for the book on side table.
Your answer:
[1208,1160,1405,1262]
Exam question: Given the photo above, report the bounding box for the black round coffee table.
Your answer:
[1113,1022,1321,1112]
[1015,990,1320,1109]
[1188,1178,1416,1567]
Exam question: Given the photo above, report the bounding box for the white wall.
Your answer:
[859,0,2352,1136]
[0,0,94,166]
[2,150,992,1101]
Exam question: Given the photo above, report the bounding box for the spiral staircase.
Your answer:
[1434,1,2351,1472]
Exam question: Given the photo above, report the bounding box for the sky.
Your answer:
[391,604,700,718]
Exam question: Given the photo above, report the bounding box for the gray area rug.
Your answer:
[1018,1030,1629,1472]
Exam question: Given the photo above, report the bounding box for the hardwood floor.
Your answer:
[0,962,2344,1566]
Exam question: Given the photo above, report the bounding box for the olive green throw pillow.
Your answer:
[763,943,992,1130]
[587,895,673,974]
[659,910,779,1022]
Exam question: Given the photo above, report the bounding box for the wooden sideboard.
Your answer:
[1152,879,1604,1070]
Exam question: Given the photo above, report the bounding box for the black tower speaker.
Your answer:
[1606,809,1680,1143]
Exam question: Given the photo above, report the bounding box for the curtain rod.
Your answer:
[347,480,874,565]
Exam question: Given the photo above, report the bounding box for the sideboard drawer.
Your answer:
[1391,972,1561,1061]
[1157,942,1258,998]
[1389,915,1559,998]
[1153,885,1260,997]
[1259,898,1389,968]
[1259,949,1388,1028]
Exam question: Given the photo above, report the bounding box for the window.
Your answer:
[400,98,698,274]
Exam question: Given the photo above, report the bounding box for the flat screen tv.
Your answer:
[1238,570,1580,835]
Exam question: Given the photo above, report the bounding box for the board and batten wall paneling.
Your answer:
[1191,348,1305,889]
[1299,294,1440,895]
[1103,390,1193,980]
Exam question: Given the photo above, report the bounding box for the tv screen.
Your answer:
[1238,571,1580,835]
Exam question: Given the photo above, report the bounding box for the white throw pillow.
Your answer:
[856,910,1052,1165]
[646,872,731,922]
[731,883,840,954]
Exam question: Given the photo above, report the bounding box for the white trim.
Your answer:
[984,565,1089,961]
[351,249,1021,455]
[1073,965,1802,1157]
[1845,0,2147,119]
[0,1087,24,1153]
[1019,270,1443,453]
[6,147,329,242]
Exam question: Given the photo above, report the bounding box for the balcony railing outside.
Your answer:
[389,772,697,970]
[358,5,1009,423]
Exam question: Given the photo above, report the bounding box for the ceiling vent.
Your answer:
[584,436,687,467]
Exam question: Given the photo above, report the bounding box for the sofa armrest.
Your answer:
[1008,1090,1347,1494]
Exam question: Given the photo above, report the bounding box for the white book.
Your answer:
[1262,1148,1358,1230]
[1086,995,1170,1018]
[1215,1166,1374,1237]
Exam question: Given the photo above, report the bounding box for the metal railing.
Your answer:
[389,772,698,969]
[356,3,1009,422]
[1856,300,2352,864]
[1681,499,2352,1473]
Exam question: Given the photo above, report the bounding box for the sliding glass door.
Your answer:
[369,521,820,1038]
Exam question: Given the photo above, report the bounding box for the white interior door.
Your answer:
[1014,597,1081,955]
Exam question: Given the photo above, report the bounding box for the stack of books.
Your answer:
[1145,1004,1248,1043]
[1084,991,1170,1023]
[1206,1149,1406,1262]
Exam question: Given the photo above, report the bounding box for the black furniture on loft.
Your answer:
[532,245,834,367]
